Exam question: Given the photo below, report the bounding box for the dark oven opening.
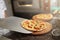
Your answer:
[11,0,42,19]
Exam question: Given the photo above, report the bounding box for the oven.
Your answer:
[11,0,42,19]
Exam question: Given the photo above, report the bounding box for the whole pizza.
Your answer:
[21,20,52,31]
[32,13,53,21]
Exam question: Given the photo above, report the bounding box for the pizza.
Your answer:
[21,20,52,31]
[32,13,53,21]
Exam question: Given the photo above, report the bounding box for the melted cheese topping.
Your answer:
[32,14,53,20]
[21,20,52,31]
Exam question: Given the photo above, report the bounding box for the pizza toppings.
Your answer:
[21,20,52,31]
[34,26,40,30]
[21,13,52,33]
[28,26,32,28]
[32,13,53,21]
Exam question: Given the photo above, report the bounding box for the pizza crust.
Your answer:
[32,13,53,21]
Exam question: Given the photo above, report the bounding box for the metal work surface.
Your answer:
[0,16,32,34]
[0,16,60,40]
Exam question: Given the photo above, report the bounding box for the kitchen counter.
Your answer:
[0,16,60,40]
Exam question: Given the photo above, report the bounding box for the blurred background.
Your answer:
[0,0,60,18]
[0,0,60,40]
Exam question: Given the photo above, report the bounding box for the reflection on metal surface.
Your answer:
[17,2,32,7]
[17,0,32,7]
[18,4,32,7]
[51,28,60,36]
[21,5,32,6]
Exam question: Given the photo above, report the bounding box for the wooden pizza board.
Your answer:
[32,25,52,35]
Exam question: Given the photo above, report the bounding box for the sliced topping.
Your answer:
[28,24,33,28]
[40,26,42,28]
[34,26,40,30]
[34,24,40,30]
[28,26,32,28]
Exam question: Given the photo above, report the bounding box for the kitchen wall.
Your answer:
[0,0,13,18]
[0,0,6,18]
[51,0,60,11]
[1,0,60,18]
[4,0,13,17]
[57,0,60,7]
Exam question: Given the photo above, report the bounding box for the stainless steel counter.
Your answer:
[0,16,60,40]
[0,36,11,40]
[0,16,32,34]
